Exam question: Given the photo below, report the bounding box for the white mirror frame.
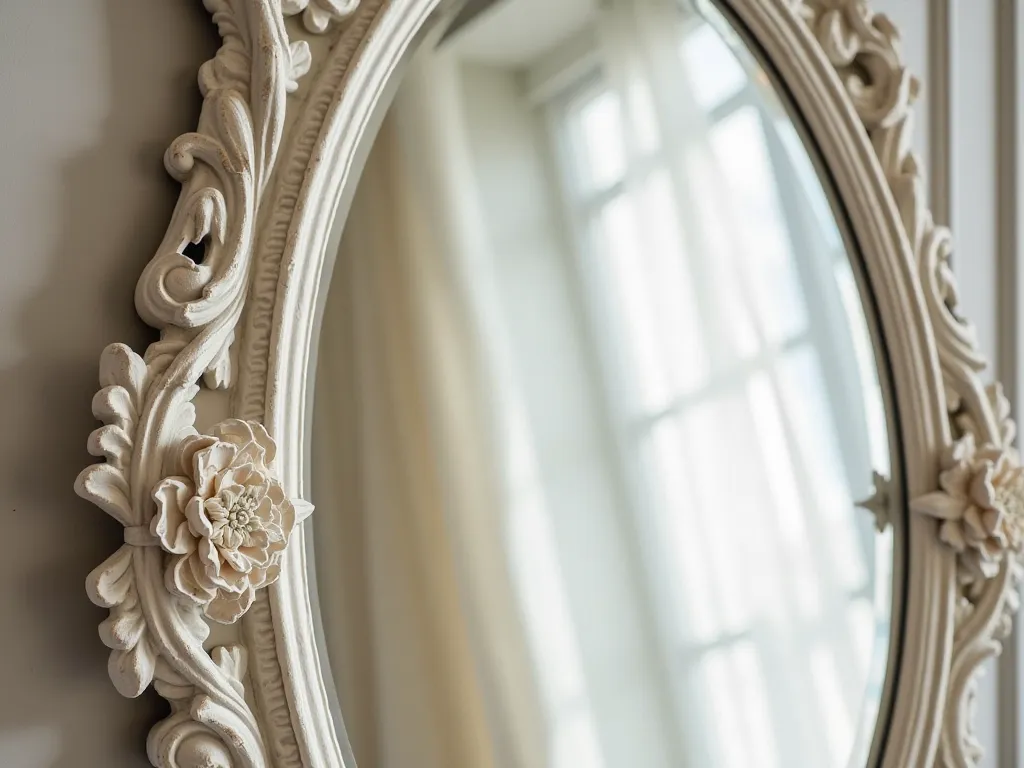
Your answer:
[74,1,1024,766]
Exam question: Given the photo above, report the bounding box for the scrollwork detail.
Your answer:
[796,2,1022,765]
[133,0,296,390]
[76,1,317,766]
[148,647,255,768]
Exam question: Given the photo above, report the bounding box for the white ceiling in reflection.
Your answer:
[450,0,598,67]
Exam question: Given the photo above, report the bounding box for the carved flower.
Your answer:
[150,419,300,623]
[913,434,1024,583]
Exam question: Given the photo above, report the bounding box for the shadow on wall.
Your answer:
[0,1,218,766]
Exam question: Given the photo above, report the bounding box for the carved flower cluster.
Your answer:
[914,434,1024,583]
[151,419,298,623]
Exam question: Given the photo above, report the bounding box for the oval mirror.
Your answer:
[311,1,898,766]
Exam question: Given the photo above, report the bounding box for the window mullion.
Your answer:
[629,332,811,433]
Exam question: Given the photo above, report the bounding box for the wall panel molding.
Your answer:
[996,1,1023,765]
[928,0,953,227]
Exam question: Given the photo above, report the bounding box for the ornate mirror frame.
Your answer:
[75,1,1024,766]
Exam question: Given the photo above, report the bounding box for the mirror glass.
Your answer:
[311,1,897,766]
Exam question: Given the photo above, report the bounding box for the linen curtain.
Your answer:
[311,47,545,768]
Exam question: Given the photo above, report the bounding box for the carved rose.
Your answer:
[913,434,1024,583]
[151,419,300,623]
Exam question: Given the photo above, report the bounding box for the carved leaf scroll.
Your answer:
[74,1,343,766]
[797,2,1024,765]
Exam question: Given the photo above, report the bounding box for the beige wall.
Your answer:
[0,2,216,766]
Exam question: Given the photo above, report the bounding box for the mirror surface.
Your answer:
[311,1,896,766]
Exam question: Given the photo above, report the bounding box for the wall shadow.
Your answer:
[0,1,218,765]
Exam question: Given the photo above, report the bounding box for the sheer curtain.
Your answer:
[311,48,545,768]
[563,2,888,766]
[313,35,682,768]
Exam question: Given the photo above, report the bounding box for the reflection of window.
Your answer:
[535,10,890,768]
[504,397,606,768]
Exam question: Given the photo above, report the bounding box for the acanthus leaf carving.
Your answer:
[80,340,310,764]
[133,0,293,391]
[76,0,322,765]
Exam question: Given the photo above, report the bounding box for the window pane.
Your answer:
[590,194,674,412]
[680,23,747,110]
[708,107,809,344]
[834,259,891,476]
[640,416,723,644]
[681,143,761,359]
[636,170,709,397]
[573,90,627,193]
[809,645,855,764]
[774,346,869,593]
[775,119,842,253]
[746,371,823,621]
[698,642,780,768]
